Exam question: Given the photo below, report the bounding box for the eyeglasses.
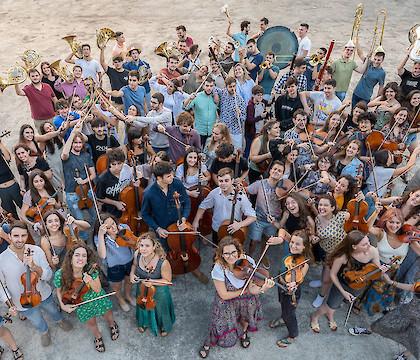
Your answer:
[222,250,238,258]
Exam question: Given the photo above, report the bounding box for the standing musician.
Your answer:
[0,222,72,347]
[53,65,87,100]
[157,55,185,85]
[61,121,97,240]
[202,123,233,169]
[65,43,102,83]
[257,51,280,101]
[130,232,175,336]
[313,111,345,155]
[198,236,274,358]
[241,39,264,82]
[273,59,308,94]
[140,161,208,283]
[86,119,120,166]
[54,243,118,353]
[226,18,250,63]
[192,168,256,244]
[397,46,420,97]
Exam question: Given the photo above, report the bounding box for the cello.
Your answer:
[74,168,93,210]
[217,184,247,244]
[166,191,201,275]
[20,248,42,309]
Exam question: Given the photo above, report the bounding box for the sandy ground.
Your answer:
[0,0,419,359]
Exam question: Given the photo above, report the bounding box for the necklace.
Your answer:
[141,254,156,273]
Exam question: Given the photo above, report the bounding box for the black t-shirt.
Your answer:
[106,67,129,104]
[399,69,420,97]
[210,157,248,177]
[87,134,120,164]
[42,76,63,99]
[275,93,303,131]
[96,170,122,217]
[18,157,51,190]
[62,151,94,193]
[0,153,14,184]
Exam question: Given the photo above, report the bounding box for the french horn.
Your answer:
[409,25,420,62]
[96,28,117,49]
[21,50,41,72]
[50,59,74,82]
[0,64,27,92]
[62,35,83,59]
[154,42,181,59]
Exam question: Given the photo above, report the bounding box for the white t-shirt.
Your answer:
[211,256,256,289]
[297,36,311,57]
[309,91,342,127]
[75,58,102,82]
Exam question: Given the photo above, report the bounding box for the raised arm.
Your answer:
[100,47,108,72]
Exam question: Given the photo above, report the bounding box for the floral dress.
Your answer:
[54,269,112,323]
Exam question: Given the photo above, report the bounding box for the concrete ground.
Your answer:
[2,242,411,360]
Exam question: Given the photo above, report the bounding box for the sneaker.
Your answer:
[393,352,408,360]
[58,319,73,332]
[309,280,322,288]
[348,327,372,336]
[118,300,130,312]
[312,294,324,308]
[41,331,51,347]
[126,296,137,307]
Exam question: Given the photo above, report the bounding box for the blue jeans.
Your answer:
[21,295,63,333]
[65,191,96,241]
[336,91,347,101]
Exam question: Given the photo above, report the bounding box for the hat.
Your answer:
[127,43,142,55]
[344,39,355,48]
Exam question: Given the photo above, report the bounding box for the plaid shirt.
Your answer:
[274,71,307,94]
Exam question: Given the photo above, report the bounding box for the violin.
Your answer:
[275,178,295,200]
[137,282,156,310]
[344,256,401,290]
[283,255,308,305]
[64,223,81,250]
[61,264,98,305]
[25,193,57,223]
[20,248,42,308]
[115,228,139,249]
[187,153,212,236]
[166,191,201,275]
[311,130,329,146]
[217,184,247,244]
[398,224,420,243]
[344,165,369,234]
[365,130,405,154]
[74,168,93,210]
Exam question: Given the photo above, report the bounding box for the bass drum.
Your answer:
[257,26,298,70]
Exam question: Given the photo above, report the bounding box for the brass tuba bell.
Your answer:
[50,59,74,82]
[154,42,181,59]
[21,50,41,72]
[62,35,83,59]
[96,28,117,49]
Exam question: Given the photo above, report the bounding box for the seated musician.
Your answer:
[87,118,120,166]
[192,168,256,245]
[155,111,201,163]
[209,143,248,186]
[349,112,376,159]
[141,161,208,283]
[54,243,118,353]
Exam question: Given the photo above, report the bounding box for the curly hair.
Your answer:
[214,236,243,269]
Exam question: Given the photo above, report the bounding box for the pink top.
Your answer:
[22,83,56,120]
[54,79,87,99]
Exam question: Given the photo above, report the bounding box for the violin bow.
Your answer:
[192,71,213,96]
[70,291,116,308]
[35,204,57,257]
[161,129,189,148]
[377,120,399,151]
[272,259,311,281]
[303,124,317,159]
[259,175,272,218]
[344,296,357,327]
[83,164,103,226]
[196,232,219,248]
[375,166,413,194]
[366,142,379,196]
[327,115,349,152]
[239,244,270,296]
[402,106,420,144]
[0,279,14,323]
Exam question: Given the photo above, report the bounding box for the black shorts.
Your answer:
[107,260,133,283]
[326,282,363,310]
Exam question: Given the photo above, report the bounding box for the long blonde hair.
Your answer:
[229,63,251,82]
[208,123,232,150]
[137,232,166,259]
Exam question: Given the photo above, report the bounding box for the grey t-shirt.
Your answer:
[62,151,94,193]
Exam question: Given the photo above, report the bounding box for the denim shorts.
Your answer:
[107,260,133,283]
[248,218,277,241]
[326,282,363,309]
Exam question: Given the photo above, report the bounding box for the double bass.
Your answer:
[166,191,201,275]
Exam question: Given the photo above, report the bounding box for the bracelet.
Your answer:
[392,281,397,287]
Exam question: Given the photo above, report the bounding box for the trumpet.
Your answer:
[260,60,271,69]
[50,59,74,83]
[0,64,27,92]
[21,50,41,72]
[62,35,83,59]
[370,9,387,54]
[96,28,117,49]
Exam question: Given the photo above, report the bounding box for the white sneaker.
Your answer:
[348,327,372,336]
[118,300,130,312]
[309,280,322,288]
[312,294,324,308]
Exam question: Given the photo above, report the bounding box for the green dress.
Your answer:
[54,269,113,323]
[135,257,175,335]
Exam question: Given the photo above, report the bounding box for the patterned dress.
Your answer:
[54,269,112,323]
[316,211,347,254]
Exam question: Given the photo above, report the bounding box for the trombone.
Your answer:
[351,3,364,44]
[370,9,387,54]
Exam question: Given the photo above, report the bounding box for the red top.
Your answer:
[158,68,182,85]
[22,83,56,120]
[185,36,194,49]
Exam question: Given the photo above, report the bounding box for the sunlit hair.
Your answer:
[214,236,243,268]
[138,231,166,259]
[376,208,404,231]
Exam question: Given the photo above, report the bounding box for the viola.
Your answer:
[64,223,81,250]
[166,191,201,275]
[398,224,420,243]
[217,184,247,244]
[62,264,98,305]
[25,191,58,222]
[344,165,369,234]
[344,256,401,290]
[283,254,308,305]
[311,130,329,146]
[116,228,139,249]
[74,168,93,210]
[136,282,156,310]
[20,248,42,308]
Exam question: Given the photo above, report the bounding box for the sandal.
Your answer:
[12,348,24,360]
[160,331,168,337]
[276,338,294,348]
[110,322,119,341]
[328,320,337,331]
[199,345,210,358]
[240,332,250,348]
[94,337,105,353]
[269,318,284,329]
[137,327,145,333]
[310,318,320,333]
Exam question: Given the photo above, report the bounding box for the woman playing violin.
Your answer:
[313,111,344,155]
[368,82,401,129]
[278,144,300,184]
[333,139,364,179]
[300,155,336,196]
[54,243,118,353]
[126,126,154,166]
[129,232,175,336]
[341,101,367,133]
[94,213,135,312]
[198,236,274,358]
[40,210,89,270]
[202,123,232,169]
[310,230,383,333]
[331,174,357,211]
[267,230,312,348]
[399,189,420,221]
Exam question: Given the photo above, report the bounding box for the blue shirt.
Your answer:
[141,178,191,230]
[232,32,248,62]
[184,91,218,136]
[247,53,264,81]
[236,79,255,105]
[260,65,280,94]
[53,111,81,140]
[121,85,146,115]
[354,62,385,100]
[123,60,151,93]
